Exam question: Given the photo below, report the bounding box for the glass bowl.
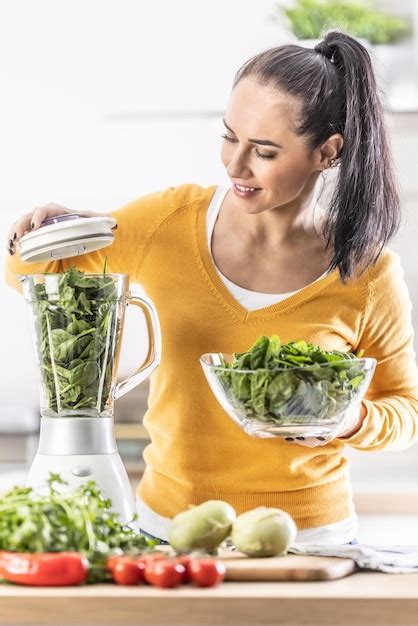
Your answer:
[200,353,376,439]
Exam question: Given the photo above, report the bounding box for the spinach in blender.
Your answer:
[34,267,118,415]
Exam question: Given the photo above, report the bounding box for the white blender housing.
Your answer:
[18,216,162,528]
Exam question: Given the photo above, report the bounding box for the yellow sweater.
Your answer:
[5,184,418,529]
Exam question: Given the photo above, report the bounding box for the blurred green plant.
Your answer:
[276,0,411,44]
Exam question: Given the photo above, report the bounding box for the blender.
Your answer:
[17,216,162,528]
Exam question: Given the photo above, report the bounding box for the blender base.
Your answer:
[26,452,139,530]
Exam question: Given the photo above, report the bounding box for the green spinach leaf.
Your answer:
[215,335,368,425]
[34,267,118,414]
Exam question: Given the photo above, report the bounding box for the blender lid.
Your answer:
[18,214,117,263]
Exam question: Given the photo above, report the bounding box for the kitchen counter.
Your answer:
[2,571,418,626]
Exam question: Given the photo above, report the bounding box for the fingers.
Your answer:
[6,204,74,255]
[285,436,307,442]
[6,222,18,254]
[30,206,52,231]
[6,204,115,256]
[7,213,33,255]
[284,436,330,448]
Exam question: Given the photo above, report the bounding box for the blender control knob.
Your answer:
[72,465,93,477]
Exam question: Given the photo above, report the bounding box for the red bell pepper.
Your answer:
[0,551,89,586]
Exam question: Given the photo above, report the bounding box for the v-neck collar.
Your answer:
[193,185,341,323]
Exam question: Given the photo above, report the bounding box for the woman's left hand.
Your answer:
[284,401,367,447]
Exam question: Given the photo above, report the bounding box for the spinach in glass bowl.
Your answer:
[200,336,376,438]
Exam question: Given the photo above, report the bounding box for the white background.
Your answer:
[0,0,417,489]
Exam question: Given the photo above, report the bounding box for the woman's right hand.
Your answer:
[7,203,113,255]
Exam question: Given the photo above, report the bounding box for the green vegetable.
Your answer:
[231,507,297,557]
[214,335,367,426]
[0,474,157,583]
[32,267,119,415]
[275,0,411,45]
[168,500,237,553]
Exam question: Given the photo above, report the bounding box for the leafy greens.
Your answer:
[31,267,118,415]
[214,335,367,424]
[0,474,158,583]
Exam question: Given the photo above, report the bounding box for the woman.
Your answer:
[5,31,418,545]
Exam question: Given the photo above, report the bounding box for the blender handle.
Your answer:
[113,292,162,399]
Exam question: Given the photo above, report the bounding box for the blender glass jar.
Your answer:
[20,270,161,418]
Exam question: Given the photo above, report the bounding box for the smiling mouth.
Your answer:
[232,182,262,196]
[235,184,260,192]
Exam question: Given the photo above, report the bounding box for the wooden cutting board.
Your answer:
[218,549,357,581]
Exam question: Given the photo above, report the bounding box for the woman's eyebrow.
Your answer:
[222,118,282,148]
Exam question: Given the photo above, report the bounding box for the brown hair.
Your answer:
[233,30,401,281]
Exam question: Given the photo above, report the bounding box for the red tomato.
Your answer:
[106,554,122,571]
[107,553,161,573]
[173,555,192,584]
[137,553,166,583]
[188,559,226,587]
[110,557,145,585]
[136,559,146,577]
[137,552,166,564]
[144,558,186,588]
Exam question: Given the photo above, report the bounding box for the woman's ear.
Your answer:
[316,133,344,171]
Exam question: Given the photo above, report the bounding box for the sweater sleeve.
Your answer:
[4,186,192,293]
[338,249,418,451]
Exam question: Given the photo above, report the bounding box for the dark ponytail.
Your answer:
[233,30,401,281]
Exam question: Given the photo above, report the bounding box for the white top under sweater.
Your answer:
[137,185,358,545]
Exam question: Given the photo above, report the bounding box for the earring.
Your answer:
[322,158,337,172]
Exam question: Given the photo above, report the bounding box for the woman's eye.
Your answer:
[254,148,276,160]
[221,134,276,160]
[221,133,237,143]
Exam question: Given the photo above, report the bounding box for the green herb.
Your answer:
[275,0,411,45]
[215,335,367,425]
[0,474,158,583]
[33,267,119,415]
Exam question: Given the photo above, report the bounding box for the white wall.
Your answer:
[0,1,417,486]
[0,0,290,407]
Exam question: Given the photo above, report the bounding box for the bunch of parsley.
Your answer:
[0,474,157,583]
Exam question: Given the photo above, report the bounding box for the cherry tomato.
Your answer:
[110,557,145,585]
[144,558,186,588]
[137,552,166,584]
[173,555,192,584]
[106,554,122,571]
[137,552,166,564]
[188,559,226,587]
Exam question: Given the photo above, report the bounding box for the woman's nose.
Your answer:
[226,150,252,180]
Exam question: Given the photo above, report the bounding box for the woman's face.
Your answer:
[221,77,320,214]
